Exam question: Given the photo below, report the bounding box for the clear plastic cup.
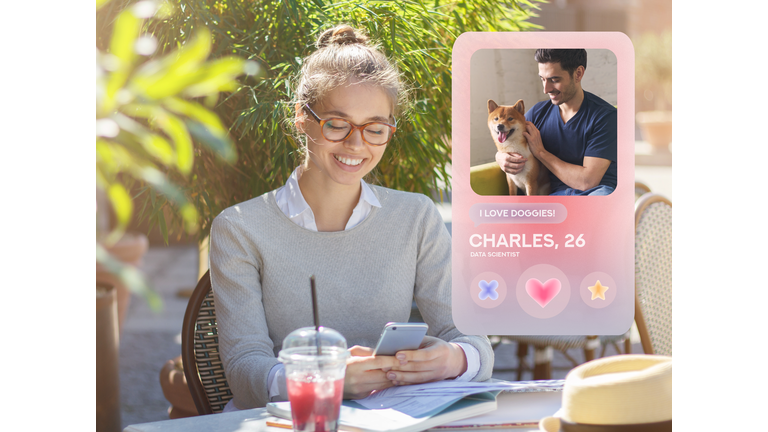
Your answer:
[279,327,349,432]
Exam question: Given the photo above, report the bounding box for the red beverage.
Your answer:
[279,329,349,432]
[287,375,344,432]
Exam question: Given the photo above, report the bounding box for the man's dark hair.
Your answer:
[534,49,587,76]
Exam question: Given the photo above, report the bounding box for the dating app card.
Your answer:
[451,33,634,335]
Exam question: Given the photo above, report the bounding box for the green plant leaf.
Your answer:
[111,112,177,165]
[142,132,177,165]
[96,0,113,11]
[108,182,133,231]
[154,109,194,174]
[183,56,246,98]
[163,97,227,135]
[186,121,237,163]
[179,202,198,233]
[109,8,141,66]
[102,9,143,114]
[133,29,214,100]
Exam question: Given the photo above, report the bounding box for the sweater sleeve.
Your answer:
[209,212,281,408]
[412,197,495,381]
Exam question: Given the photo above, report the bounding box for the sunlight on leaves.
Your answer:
[96,0,250,304]
[135,35,158,56]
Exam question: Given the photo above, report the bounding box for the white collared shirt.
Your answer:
[226,166,480,407]
[275,166,381,231]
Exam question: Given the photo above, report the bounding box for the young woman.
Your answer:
[210,25,493,411]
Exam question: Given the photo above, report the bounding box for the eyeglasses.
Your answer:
[303,104,397,146]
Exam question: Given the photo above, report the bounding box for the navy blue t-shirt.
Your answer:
[525,91,617,193]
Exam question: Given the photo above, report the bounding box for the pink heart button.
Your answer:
[525,278,561,308]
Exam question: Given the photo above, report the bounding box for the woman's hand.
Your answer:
[343,346,401,399]
[384,336,468,385]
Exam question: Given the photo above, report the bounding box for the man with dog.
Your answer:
[495,49,617,196]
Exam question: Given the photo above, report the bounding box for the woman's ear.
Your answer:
[295,103,306,133]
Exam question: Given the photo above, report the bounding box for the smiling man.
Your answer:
[495,49,617,196]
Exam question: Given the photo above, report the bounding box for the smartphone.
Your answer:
[372,322,428,356]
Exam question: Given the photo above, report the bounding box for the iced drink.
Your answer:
[279,327,349,432]
[286,375,344,432]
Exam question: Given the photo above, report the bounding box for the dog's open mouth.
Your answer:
[497,129,513,144]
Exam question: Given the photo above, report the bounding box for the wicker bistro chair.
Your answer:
[633,192,672,356]
[635,181,651,200]
[181,270,234,415]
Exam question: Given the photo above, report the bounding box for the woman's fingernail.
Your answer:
[387,373,396,380]
[396,353,405,360]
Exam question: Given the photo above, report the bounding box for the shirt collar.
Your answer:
[286,166,381,212]
[359,179,382,209]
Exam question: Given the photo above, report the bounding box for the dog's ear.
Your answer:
[487,100,498,114]
[513,99,525,115]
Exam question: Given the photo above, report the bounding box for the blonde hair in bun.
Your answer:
[293,24,406,121]
[315,24,370,48]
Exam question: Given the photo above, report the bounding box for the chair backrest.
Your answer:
[634,193,672,356]
[181,270,234,414]
[634,181,651,200]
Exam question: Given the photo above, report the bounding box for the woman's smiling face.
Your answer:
[300,82,392,188]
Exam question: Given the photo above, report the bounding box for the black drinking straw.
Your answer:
[310,275,322,355]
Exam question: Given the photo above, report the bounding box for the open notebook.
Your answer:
[267,380,563,432]
[268,391,498,432]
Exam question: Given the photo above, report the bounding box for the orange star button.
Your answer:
[587,280,609,300]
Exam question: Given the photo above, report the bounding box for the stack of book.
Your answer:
[266,380,563,432]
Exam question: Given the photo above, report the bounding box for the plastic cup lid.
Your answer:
[278,326,349,362]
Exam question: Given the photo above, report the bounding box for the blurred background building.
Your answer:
[529,0,672,153]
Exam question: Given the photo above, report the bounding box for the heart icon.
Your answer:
[525,278,561,308]
[478,280,499,301]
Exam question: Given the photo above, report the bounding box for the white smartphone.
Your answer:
[372,322,428,356]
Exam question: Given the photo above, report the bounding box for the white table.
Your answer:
[124,408,277,432]
[123,391,561,432]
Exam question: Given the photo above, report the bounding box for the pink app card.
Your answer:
[451,33,634,335]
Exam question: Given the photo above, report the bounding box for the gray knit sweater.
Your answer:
[209,186,494,409]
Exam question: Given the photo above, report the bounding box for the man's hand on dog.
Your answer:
[523,121,546,157]
[496,151,527,175]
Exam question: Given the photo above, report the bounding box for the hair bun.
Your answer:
[316,24,369,49]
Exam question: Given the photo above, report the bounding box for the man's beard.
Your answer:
[551,80,578,106]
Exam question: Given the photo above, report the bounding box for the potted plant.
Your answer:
[634,30,672,153]
[127,0,545,254]
[96,0,254,429]
[96,187,150,333]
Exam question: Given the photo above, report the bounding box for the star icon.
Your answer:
[587,280,609,300]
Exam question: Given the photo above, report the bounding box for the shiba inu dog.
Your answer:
[487,99,550,196]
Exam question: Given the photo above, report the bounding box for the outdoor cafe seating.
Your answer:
[137,186,672,431]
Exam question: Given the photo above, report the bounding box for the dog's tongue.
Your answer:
[497,131,508,143]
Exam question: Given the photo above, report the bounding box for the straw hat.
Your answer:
[539,355,672,431]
